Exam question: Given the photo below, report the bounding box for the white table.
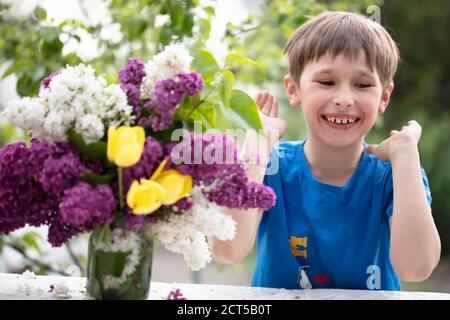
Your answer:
[1,272,449,300]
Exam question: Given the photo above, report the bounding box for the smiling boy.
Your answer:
[210,11,441,290]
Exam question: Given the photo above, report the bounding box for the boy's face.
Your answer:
[285,50,394,148]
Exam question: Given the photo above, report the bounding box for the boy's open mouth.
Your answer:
[321,114,361,130]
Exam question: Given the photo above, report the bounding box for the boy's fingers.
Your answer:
[255,92,264,109]
[255,92,261,105]
[269,101,278,117]
[259,91,268,105]
[261,94,272,115]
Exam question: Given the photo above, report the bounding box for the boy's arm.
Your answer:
[209,161,266,264]
[209,92,286,264]
[365,121,441,282]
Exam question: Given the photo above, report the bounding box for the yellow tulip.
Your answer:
[150,158,193,205]
[126,158,193,215]
[107,126,145,167]
[153,169,193,205]
[126,179,166,215]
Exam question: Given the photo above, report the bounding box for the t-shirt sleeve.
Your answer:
[384,164,432,221]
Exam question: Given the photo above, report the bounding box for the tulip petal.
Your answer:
[133,201,162,215]
[180,174,193,198]
[150,158,169,180]
[114,145,143,167]
[140,179,166,199]
[156,171,186,205]
[126,180,139,208]
[107,127,117,163]
[133,126,145,148]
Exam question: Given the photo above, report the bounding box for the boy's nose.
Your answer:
[332,97,353,109]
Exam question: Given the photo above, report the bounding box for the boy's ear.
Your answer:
[378,81,394,114]
[284,74,301,108]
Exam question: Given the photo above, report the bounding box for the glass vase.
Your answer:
[86,224,153,300]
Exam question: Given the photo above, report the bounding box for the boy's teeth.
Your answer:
[325,116,356,124]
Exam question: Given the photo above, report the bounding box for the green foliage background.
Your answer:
[0,0,449,289]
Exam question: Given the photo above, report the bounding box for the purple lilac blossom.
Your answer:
[149,109,176,132]
[169,132,238,185]
[152,78,185,112]
[0,139,114,246]
[123,137,164,190]
[172,197,193,212]
[119,57,146,113]
[38,154,84,197]
[168,132,276,211]
[177,72,204,96]
[59,182,116,229]
[206,164,276,211]
[47,215,80,247]
[42,71,60,89]
[145,72,204,132]
[0,142,59,233]
[167,288,187,300]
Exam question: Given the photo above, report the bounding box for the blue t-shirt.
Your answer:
[251,140,432,291]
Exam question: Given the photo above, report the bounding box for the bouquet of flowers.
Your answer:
[0,44,275,299]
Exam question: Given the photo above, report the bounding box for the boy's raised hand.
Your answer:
[241,91,286,167]
[364,120,422,160]
[255,91,287,140]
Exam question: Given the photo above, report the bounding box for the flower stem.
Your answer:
[118,167,123,210]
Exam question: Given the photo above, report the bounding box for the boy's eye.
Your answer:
[318,80,334,86]
[355,83,372,88]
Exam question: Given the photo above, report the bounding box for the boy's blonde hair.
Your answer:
[284,11,400,87]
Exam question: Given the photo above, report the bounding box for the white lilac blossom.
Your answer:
[141,44,193,98]
[3,64,134,142]
[151,192,236,271]
[95,228,141,290]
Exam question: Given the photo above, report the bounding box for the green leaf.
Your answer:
[159,26,172,45]
[214,89,263,132]
[125,18,147,40]
[203,6,215,16]
[68,128,107,160]
[41,37,63,58]
[22,232,43,254]
[63,52,82,65]
[220,70,234,109]
[91,223,111,250]
[100,73,117,85]
[182,14,194,37]
[225,53,260,68]
[189,102,216,130]
[174,94,201,120]
[40,27,61,43]
[2,60,33,79]
[34,6,47,21]
[16,75,40,96]
[171,4,185,30]
[191,49,219,84]
[31,66,46,82]
[84,172,116,186]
